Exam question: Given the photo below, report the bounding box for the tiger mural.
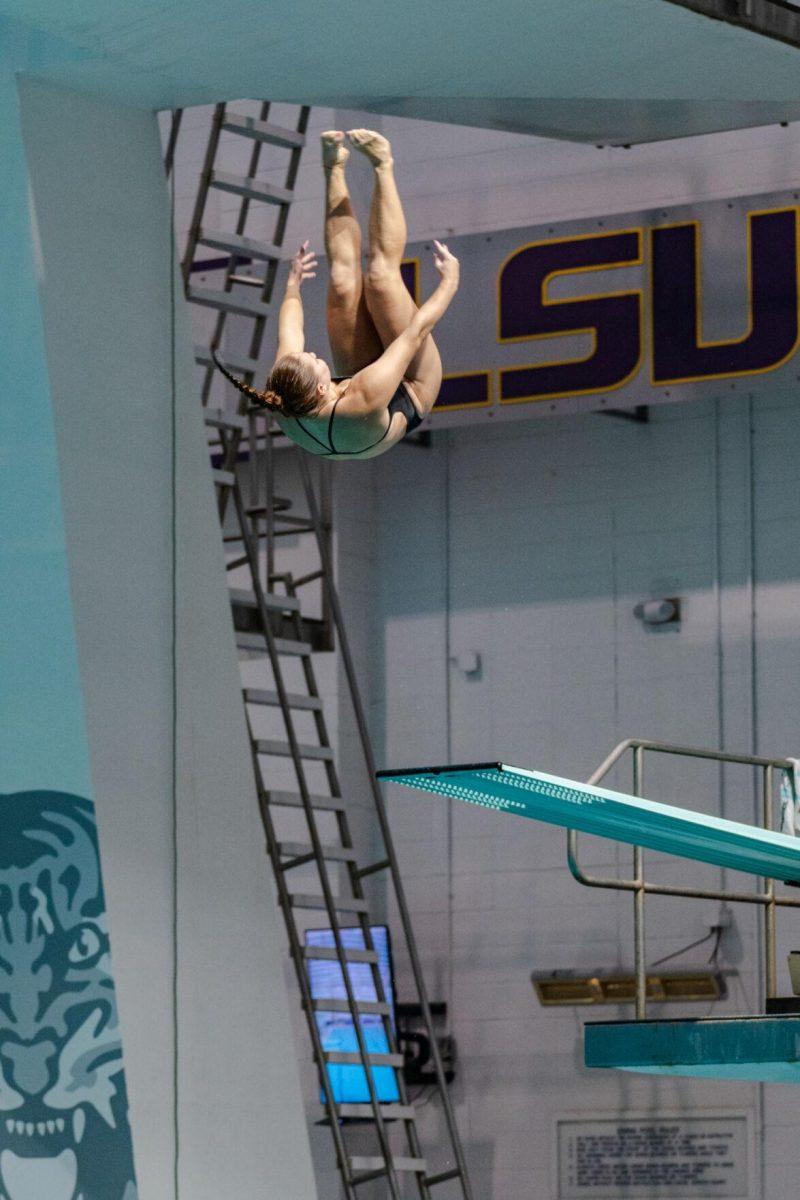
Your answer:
[0,790,138,1200]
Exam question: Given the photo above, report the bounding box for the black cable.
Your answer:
[649,928,718,970]
[708,924,724,966]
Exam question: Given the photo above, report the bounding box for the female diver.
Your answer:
[213,128,460,459]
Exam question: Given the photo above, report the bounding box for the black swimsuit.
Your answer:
[294,379,423,457]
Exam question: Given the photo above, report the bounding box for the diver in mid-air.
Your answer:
[213,129,459,459]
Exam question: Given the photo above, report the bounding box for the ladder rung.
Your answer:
[236,632,313,655]
[256,739,333,762]
[230,586,300,614]
[264,789,345,813]
[255,510,311,528]
[350,1156,427,1173]
[311,998,390,1015]
[304,945,378,964]
[356,858,391,880]
[228,273,265,287]
[244,499,294,516]
[325,1051,404,1068]
[291,894,370,914]
[278,841,356,862]
[244,687,320,710]
[210,170,293,206]
[212,469,236,487]
[221,112,306,149]
[197,226,281,263]
[275,636,313,656]
[204,407,247,433]
[188,286,274,319]
[197,348,261,375]
[339,1104,414,1121]
[424,1168,462,1187]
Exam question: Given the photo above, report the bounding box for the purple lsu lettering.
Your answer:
[435,209,800,412]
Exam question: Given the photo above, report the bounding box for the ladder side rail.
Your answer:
[232,104,310,427]
[297,453,475,1200]
[252,765,359,1199]
[182,101,227,285]
[264,413,276,584]
[201,100,271,407]
[282,578,430,1189]
[229,480,405,1200]
[212,105,310,513]
[283,580,433,1195]
[251,104,310,367]
[210,101,308,390]
[231,106,311,561]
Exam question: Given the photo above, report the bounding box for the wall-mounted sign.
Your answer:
[556,1113,750,1199]
[288,187,800,427]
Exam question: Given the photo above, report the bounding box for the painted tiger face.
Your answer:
[0,791,137,1200]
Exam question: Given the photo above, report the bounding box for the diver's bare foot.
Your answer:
[321,130,349,168]
[346,128,393,167]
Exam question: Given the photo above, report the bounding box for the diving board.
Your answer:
[376,762,800,883]
[585,1016,800,1084]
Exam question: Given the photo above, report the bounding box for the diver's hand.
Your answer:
[288,240,318,287]
[433,240,459,289]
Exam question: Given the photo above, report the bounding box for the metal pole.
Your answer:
[633,745,647,1020]
[763,764,777,1000]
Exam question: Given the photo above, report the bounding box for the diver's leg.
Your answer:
[322,131,382,375]
[349,129,442,412]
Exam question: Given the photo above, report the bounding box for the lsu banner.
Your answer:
[387,188,800,426]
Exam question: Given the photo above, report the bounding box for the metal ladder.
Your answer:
[165,102,474,1198]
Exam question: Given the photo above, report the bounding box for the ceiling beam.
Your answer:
[664,0,800,51]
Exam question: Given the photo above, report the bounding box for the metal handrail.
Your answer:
[568,738,798,1018]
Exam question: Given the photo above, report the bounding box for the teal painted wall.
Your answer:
[0,25,92,798]
[0,31,140,1200]
[16,76,317,1200]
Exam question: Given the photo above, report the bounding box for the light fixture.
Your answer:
[633,597,681,626]
[532,970,725,1006]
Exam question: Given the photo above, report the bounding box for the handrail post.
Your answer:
[763,764,777,1000]
[633,745,647,1019]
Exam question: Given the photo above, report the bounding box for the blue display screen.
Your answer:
[305,925,400,1105]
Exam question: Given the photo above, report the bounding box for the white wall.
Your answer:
[19,79,317,1200]
[369,388,800,1200]
[163,99,800,1199]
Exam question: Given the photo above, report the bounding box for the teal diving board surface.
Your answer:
[376,762,800,883]
[585,1016,800,1084]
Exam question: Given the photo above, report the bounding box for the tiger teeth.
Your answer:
[2,1115,73,1139]
[72,1110,85,1145]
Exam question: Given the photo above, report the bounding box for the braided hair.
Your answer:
[211,349,319,417]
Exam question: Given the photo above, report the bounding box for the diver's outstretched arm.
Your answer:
[346,242,459,417]
[275,241,317,361]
